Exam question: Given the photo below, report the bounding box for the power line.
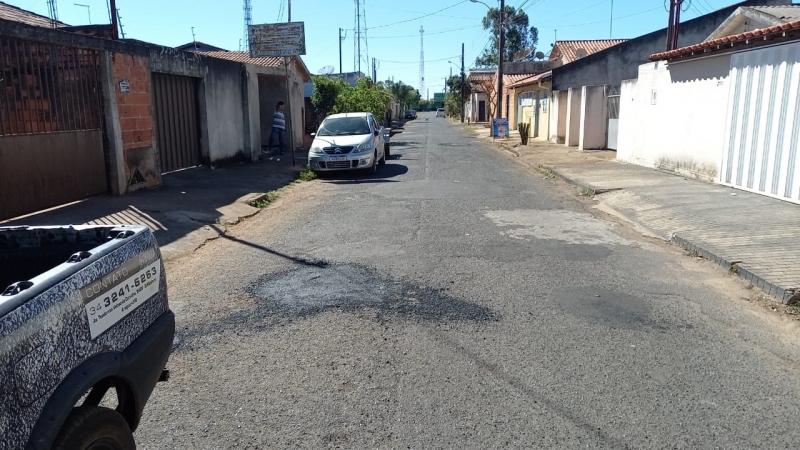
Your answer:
[370,25,482,39]
[368,0,469,31]
[538,6,662,29]
[382,55,461,64]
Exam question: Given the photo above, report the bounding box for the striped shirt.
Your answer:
[273,110,285,130]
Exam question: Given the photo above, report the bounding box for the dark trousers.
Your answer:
[268,128,285,154]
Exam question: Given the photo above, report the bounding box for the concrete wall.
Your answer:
[579,85,608,150]
[566,87,582,147]
[201,57,247,163]
[616,55,732,181]
[245,66,261,161]
[550,90,568,143]
[552,0,791,91]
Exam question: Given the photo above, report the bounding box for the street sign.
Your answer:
[433,92,445,102]
[492,118,509,139]
[248,22,306,58]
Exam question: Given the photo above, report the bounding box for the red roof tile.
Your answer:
[0,1,66,27]
[200,51,312,81]
[650,19,800,61]
[551,39,628,64]
[508,70,551,88]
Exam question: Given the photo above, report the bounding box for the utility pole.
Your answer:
[287,0,291,22]
[339,28,343,76]
[673,0,683,50]
[461,42,465,123]
[109,0,118,39]
[609,0,614,38]
[497,0,505,120]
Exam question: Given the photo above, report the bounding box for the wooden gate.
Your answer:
[0,36,107,220]
[152,73,200,174]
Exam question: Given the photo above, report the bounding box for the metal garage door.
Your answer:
[721,42,800,204]
[152,73,200,174]
[0,37,107,220]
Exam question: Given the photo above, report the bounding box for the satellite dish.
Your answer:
[317,65,336,75]
[535,51,545,60]
[575,48,588,59]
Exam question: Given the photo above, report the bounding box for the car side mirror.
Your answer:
[374,130,379,136]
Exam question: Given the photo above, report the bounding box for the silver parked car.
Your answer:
[309,113,389,174]
[436,108,445,118]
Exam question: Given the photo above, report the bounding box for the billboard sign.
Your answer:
[492,118,509,139]
[249,22,306,58]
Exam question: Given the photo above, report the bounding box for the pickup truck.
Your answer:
[0,225,174,449]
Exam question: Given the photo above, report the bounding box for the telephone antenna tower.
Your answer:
[419,26,425,100]
[354,0,369,75]
[47,0,58,27]
[243,0,252,51]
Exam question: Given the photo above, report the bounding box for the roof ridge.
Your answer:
[0,0,66,24]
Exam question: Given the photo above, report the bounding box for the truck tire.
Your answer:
[52,406,136,450]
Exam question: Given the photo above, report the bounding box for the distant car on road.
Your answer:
[309,112,389,175]
[436,108,445,118]
[404,110,417,119]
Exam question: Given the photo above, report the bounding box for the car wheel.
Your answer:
[366,151,378,175]
[384,143,390,159]
[52,406,136,450]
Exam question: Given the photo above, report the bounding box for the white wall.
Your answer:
[616,55,731,181]
[565,87,582,147]
[550,90,567,143]
[579,85,608,150]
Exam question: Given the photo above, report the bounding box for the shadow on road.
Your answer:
[213,225,327,268]
[318,163,409,184]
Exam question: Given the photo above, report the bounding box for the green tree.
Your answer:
[475,6,538,68]
[443,75,471,119]
[311,75,347,122]
[332,77,393,119]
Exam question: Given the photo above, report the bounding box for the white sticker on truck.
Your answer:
[81,259,161,339]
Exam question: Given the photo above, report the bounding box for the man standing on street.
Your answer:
[269,101,286,156]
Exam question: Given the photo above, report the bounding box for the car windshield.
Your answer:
[317,117,371,136]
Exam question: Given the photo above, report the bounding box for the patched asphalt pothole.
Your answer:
[554,286,656,329]
[249,264,497,321]
[175,264,498,350]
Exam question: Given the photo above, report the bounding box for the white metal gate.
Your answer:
[606,86,620,150]
[721,41,800,204]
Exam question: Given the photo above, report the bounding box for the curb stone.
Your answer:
[671,233,795,304]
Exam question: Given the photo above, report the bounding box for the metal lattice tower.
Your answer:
[419,26,425,100]
[354,0,368,75]
[47,0,58,27]
[243,0,252,51]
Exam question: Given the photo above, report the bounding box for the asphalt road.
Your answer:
[138,112,800,449]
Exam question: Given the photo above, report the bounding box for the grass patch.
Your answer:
[579,188,596,197]
[250,166,317,208]
[729,264,740,275]
[535,166,556,179]
[297,167,317,182]
[685,249,700,258]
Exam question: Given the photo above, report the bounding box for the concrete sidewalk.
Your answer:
[2,154,307,261]
[474,127,800,304]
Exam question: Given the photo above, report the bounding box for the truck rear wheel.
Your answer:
[53,406,136,450]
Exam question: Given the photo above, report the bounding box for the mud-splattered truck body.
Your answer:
[0,225,174,449]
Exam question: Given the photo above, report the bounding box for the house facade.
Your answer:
[617,7,800,204]
[0,13,310,220]
[549,0,791,150]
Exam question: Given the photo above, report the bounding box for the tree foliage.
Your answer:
[382,79,421,108]
[444,75,471,119]
[331,77,393,119]
[311,75,346,121]
[475,6,539,68]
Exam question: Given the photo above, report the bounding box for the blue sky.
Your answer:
[10,0,737,94]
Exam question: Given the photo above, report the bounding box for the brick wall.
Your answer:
[111,52,159,189]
